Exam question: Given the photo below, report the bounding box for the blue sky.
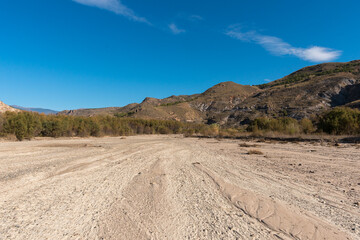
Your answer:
[0,0,359,110]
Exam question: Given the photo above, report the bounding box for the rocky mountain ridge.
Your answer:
[24,60,360,125]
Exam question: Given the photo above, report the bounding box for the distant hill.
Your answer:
[11,106,58,115]
[59,82,259,123]
[57,60,360,125]
[0,101,20,113]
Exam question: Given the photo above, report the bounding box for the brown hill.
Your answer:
[0,101,20,113]
[225,60,360,124]
[59,82,258,123]
[60,60,360,125]
[60,104,137,117]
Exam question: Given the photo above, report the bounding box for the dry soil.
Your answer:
[0,135,359,239]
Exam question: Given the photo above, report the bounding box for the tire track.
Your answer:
[193,162,350,240]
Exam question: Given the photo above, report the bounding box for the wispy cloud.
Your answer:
[188,15,204,22]
[72,0,149,24]
[169,23,186,34]
[226,26,342,62]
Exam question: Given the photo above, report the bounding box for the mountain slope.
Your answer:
[225,60,360,125]
[0,101,20,113]
[60,60,360,125]
[59,82,259,122]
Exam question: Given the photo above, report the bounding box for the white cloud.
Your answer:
[264,79,272,82]
[293,46,342,62]
[226,27,342,62]
[72,0,149,24]
[169,23,185,34]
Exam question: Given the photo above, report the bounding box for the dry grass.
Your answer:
[239,143,258,148]
[248,149,264,155]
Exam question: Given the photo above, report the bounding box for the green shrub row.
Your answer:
[246,117,315,135]
[0,107,359,141]
[0,112,210,141]
[247,107,360,135]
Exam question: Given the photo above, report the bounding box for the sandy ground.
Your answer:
[0,135,359,240]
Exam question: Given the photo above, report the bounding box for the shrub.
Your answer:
[300,118,315,134]
[0,113,5,135]
[202,124,220,136]
[239,143,258,148]
[0,112,211,139]
[219,128,239,137]
[248,149,264,155]
[14,118,26,141]
[247,117,301,135]
[2,107,359,140]
[157,125,171,134]
[317,107,360,135]
[3,112,42,140]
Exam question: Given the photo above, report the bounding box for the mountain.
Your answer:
[59,60,360,126]
[59,82,258,123]
[11,106,59,115]
[224,60,360,125]
[0,101,20,113]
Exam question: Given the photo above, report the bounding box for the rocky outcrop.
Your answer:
[0,101,19,113]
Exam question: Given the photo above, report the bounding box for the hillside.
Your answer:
[0,101,20,113]
[59,60,360,125]
[226,60,360,124]
[59,82,258,123]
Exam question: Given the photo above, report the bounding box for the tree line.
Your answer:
[0,112,207,141]
[247,107,360,135]
[0,107,359,141]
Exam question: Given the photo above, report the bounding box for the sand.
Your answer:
[0,135,359,239]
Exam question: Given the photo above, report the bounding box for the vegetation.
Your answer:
[114,111,135,118]
[259,61,360,89]
[317,107,360,135]
[0,112,210,141]
[246,117,312,135]
[248,149,264,155]
[1,106,359,141]
[158,97,198,107]
[239,143,258,148]
[159,101,184,107]
[245,107,360,136]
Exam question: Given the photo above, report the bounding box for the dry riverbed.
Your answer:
[0,135,359,239]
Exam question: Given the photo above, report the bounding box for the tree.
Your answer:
[14,117,27,141]
[317,107,360,134]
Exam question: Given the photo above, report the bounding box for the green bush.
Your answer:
[14,118,26,141]
[300,118,315,134]
[317,107,360,135]
[3,112,42,140]
[247,108,360,136]
[247,117,301,135]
